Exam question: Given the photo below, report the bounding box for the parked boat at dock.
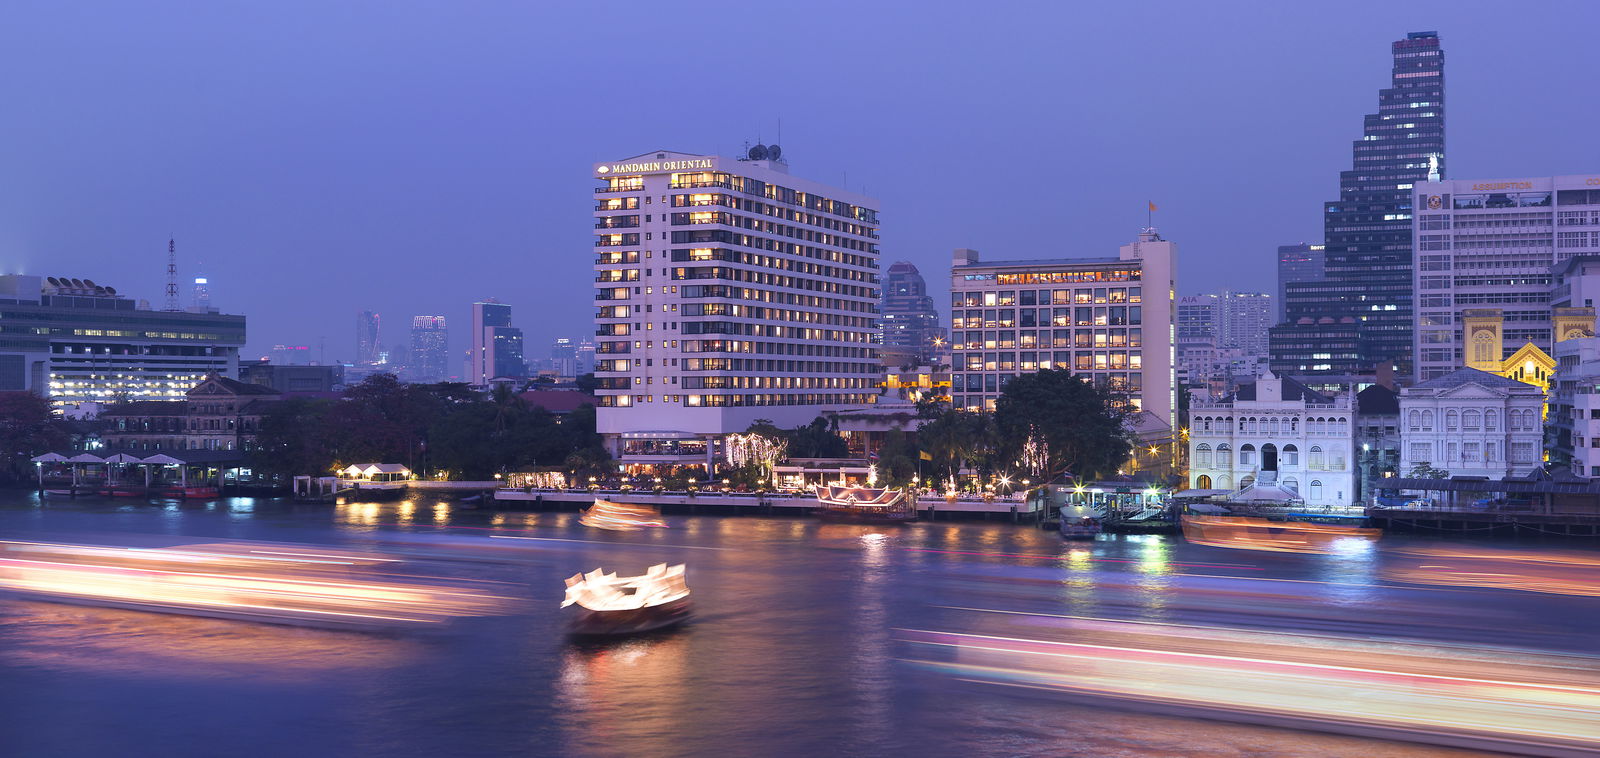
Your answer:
[814,485,917,523]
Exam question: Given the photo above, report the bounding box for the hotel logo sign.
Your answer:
[596,158,715,176]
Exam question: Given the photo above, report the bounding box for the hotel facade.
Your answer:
[1412,174,1600,382]
[591,149,881,471]
[947,229,1176,426]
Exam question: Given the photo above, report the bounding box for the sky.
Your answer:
[3,1,1598,370]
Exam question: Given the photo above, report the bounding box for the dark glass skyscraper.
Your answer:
[878,261,945,365]
[1272,31,1443,377]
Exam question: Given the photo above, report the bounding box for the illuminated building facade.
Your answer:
[1188,374,1356,506]
[1275,243,1325,324]
[101,373,281,452]
[1272,31,1444,377]
[0,274,245,409]
[947,228,1177,426]
[356,310,381,366]
[409,315,449,383]
[1412,174,1600,381]
[591,148,881,471]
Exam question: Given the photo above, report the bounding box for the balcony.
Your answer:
[595,184,643,194]
[595,220,640,229]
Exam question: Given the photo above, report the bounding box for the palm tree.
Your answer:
[489,383,526,437]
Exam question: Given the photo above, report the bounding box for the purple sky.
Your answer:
[3,2,1597,369]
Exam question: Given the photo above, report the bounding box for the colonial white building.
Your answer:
[1188,374,1356,507]
[1398,367,1545,479]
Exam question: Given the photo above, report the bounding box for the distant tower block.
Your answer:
[191,269,211,312]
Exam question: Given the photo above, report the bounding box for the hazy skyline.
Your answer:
[4,2,1598,365]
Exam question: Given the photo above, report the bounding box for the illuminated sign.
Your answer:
[596,158,715,176]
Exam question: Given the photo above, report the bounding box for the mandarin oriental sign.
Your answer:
[596,158,714,175]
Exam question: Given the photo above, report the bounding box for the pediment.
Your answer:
[1434,383,1504,399]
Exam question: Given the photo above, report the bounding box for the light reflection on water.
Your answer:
[0,494,1589,758]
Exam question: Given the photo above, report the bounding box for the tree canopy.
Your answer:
[992,369,1132,483]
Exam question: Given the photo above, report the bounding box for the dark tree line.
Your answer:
[250,375,607,481]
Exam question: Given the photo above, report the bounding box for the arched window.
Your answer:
[1201,417,1211,432]
[1240,444,1256,466]
[1282,477,1299,494]
[1216,475,1231,489]
[1309,445,1325,470]
[1240,475,1255,489]
[1423,410,1434,430]
[1217,444,1232,468]
[1196,474,1212,489]
[1309,479,1324,501]
[1464,410,1481,430]
[1195,444,1212,468]
[1486,410,1498,431]
[1282,444,1299,466]
[1409,410,1421,430]
[1446,410,1458,430]
[1289,418,1298,433]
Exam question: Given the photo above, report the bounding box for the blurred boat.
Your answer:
[814,485,916,523]
[1059,516,1102,540]
[1181,514,1379,554]
[579,499,667,530]
[0,539,510,628]
[562,563,691,636]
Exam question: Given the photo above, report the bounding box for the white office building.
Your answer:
[592,147,881,472]
[1188,374,1356,507]
[948,229,1176,425]
[1398,367,1545,479]
[1412,174,1600,381]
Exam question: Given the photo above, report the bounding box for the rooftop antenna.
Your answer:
[165,237,179,311]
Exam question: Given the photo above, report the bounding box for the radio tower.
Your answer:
[165,238,179,311]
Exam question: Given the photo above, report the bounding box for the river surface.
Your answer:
[2,492,1596,757]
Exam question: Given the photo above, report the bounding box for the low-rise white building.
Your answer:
[1188,374,1356,507]
[1398,367,1545,479]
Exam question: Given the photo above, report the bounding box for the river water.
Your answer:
[2,492,1591,757]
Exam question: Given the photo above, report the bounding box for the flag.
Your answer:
[868,451,879,461]
[919,450,933,461]
[1148,201,1158,212]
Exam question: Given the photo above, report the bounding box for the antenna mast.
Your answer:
[165,238,179,311]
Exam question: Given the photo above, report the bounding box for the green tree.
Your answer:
[787,416,848,458]
[574,373,599,394]
[875,426,919,486]
[0,392,67,483]
[917,407,995,485]
[993,369,1131,483]
[1408,462,1450,479]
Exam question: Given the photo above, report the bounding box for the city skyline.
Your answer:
[6,5,1599,361]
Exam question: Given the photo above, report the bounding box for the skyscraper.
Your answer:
[591,147,880,471]
[551,337,578,379]
[1275,243,1325,323]
[357,311,381,365]
[1272,31,1444,377]
[878,261,945,365]
[469,299,526,384]
[409,315,449,383]
[1217,291,1273,356]
[1177,295,1218,341]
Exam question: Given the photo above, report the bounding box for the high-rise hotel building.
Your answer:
[948,230,1177,426]
[1412,174,1600,381]
[591,148,881,471]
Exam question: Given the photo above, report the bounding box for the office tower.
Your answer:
[1177,295,1218,341]
[409,315,449,383]
[1411,175,1600,381]
[1276,244,1325,323]
[551,337,578,378]
[0,274,245,408]
[1218,291,1273,355]
[357,311,381,365]
[878,261,946,366]
[469,299,526,384]
[948,229,1177,426]
[1272,31,1444,377]
[576,338,596,376]
[591,146,880,470]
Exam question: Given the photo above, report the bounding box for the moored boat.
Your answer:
[562,564,691,637]
[814,485,917,523]
[1060,516,1103,539]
